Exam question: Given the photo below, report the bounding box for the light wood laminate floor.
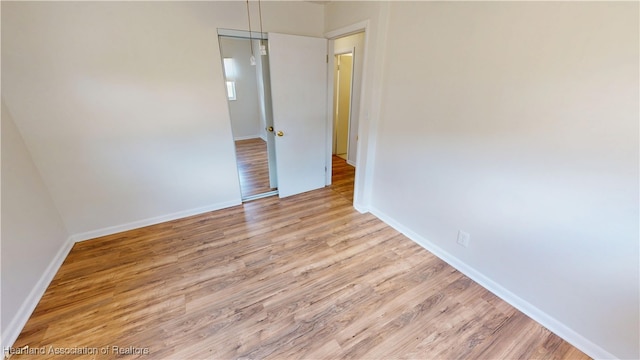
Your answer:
[10,160,589,359]
[330,155,355,203]
[235,138,274,198]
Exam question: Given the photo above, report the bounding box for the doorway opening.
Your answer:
[333,52,354,161]
[329,31,365,202]
[219,33,278,202]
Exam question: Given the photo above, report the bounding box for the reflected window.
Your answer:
[226,81,236,101]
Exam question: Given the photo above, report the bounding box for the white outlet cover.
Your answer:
[457,230,471,248]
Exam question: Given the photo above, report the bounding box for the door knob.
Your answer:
[276,131,284,137]
[267,126,274,132]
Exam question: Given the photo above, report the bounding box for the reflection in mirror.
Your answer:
[219,35,277,200]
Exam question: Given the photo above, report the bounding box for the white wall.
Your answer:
[367,2,638,359]
[220,37,263,140]
[334,32,365,166]
[1,1,325,239]
[1,100,71,350]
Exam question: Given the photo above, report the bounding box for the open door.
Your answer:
[268,33,328,198]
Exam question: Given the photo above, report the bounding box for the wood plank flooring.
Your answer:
[330,155,355,203]
[235,138,274,198]
[9,160,590,359]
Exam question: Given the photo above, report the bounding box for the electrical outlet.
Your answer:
[457,230,470,248]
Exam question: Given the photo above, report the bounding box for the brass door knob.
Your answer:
[276,131,284,137]
[267,126,274,132]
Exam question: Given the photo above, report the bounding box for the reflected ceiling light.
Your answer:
[246,0,256,66]
[258,0,267,56]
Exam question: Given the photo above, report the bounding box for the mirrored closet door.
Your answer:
[219,33,278,201]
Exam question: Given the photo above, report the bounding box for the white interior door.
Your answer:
[268,33,328,198]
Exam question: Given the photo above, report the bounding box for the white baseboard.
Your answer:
[70,200,241,243]
[353,202,369,214]
[4,201,614,359]
[1,237,75,353]
[233,135,262,141]
[1,200,241,353]
[369,206,617,360]
[347,159,356,167]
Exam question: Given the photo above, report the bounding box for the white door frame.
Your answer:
[325,20,370,211]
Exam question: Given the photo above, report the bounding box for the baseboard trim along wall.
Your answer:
[353,202,369,215]
[2,200,242,352]
[369,206,617,360]
[5,201,613,359]
[70,200,242,243]
[1,237,75,353]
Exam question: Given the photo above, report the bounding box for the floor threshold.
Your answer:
[242,190,279,202]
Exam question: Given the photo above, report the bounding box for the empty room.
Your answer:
[2,1,638,359]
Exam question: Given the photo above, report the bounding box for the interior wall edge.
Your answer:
[353,2,390,212]
[70,199,242,243]
[0,237,75,352]
[368,205,618,360]
[0,101,72,235]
